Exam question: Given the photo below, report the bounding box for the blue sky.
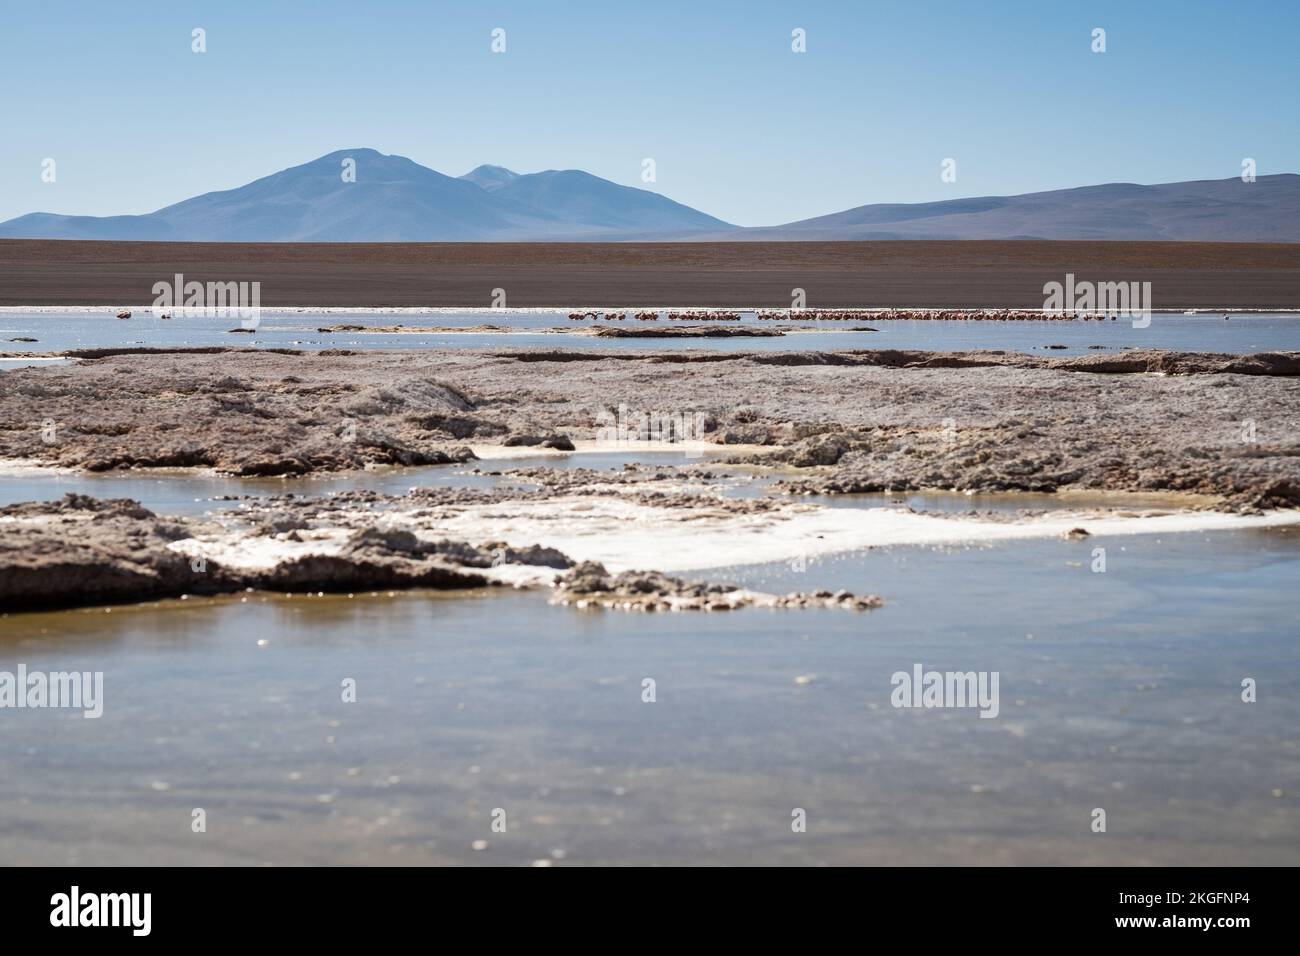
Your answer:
[1,0,1296,226]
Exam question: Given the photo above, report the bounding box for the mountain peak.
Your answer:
[460,165,520,191]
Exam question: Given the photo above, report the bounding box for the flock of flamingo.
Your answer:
[568,310,742,321]
[757,309,1116,321]
[567,309,1118,322]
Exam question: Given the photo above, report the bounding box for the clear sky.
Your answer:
[2,0,1296,226]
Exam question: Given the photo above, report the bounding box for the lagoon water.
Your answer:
[0,449,752,516]
[2,520,1297,865]
[2,309,1298,358]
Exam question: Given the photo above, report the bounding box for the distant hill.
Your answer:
[0,149,731,242]
[716,175,1300,242]
[1,151,1296,242]
[458,165,519,192]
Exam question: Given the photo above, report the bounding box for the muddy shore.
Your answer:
[0,490,885,612]
[1,345,1298,508]
[3,345,1298,610]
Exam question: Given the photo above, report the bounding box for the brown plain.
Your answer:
[1,239,1298,309]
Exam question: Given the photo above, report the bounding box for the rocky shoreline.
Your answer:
[1,346,1297,508]
[2,344,1298,610]
[0,492,886,613]
[552,561,884,612]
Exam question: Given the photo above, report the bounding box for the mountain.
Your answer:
[2,152,1297,242]
[488,169,728,234]
[0,149,731,242]
[458,165,519,192]
[720,175,1300,242]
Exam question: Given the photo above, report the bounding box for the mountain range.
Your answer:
[0,149,729,242]
[722,175,1300,242]
[2,148,1296,242]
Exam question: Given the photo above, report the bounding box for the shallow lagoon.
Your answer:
[2,503,1296,865]
[0,449,747,515]
[2,309,1297,357]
